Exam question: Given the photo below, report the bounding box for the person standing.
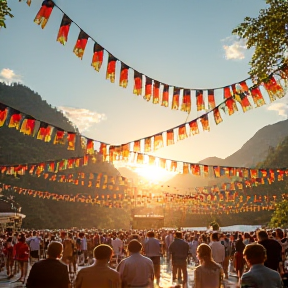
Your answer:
[165,231,174,260]
[75,244,121,288]
[209,232,225,266]
[111,233,123,265]
[26,241,69,288]
[144,231,162,286]
[26,231,42,265]
[117,239,154,288]
[169,231,189,285]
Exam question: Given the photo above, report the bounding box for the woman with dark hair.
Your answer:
[234,235,246,282]
[13,234,29,284]
[193,243,223,288]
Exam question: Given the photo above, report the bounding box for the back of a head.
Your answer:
[175,231,182,239]
[257,230,268,241]
[197,243,212,261]
[211,232,219,241]
[276,228,284,239]
[128,239,142,253]
[243,243,266,265]
[93,244,112,260]
[147,231,155,238]
[47,241,63,259]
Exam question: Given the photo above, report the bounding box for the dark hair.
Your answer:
[147,231,155,238]
[175,231,182,239]
[257,230,268,241]
[93,244,113,260]
[276,228,284,239]
[47,241,63,258]
[128,240,142,253]
[211,232,219,241]
[243,243,266,265]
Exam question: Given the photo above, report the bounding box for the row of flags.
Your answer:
[20,0,288,115]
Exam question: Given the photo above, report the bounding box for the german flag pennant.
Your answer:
[200,114,210,131]
[73,30,89,60]
[54,128,65,145]
[133,140,141,152]
[196,90,205,111]
[137,154,144,164]
[263,76,284,102]
[67,132,76,150]
[133,71,142,95]
[57,14,72,45]
[99,143,107,158]
[8,109,22,130]
[159,158,166,169]
[119,63,129,88]
[144,77,152,101]
[183,163,189,175]
[86,139,94,155]
[91,43,104,72]
[213,166,221,177]
[161,85,169,107]
[144,138,151,153]
[20,116,35,136]
[0,103,8,127]
[170,161,177,172]
[238,93,252,113]
[250,87,266,107]
[191,164,201,176]
[34,0,54,29]
[178,125,187,140]
[149,156,155,165]
[224,98,238,115]
[203,165,209,177]
[208,90,215,109]
[167,130,174,146]
[189,120,199,135]
[154,133,163,150]
[223,86,232,99]
[172,87,180,110]
[47,161,55,173]
[213,107,223,125]
[106,54,117,83]
[181,89,191,113]
[121,143,130,158]
[153,81,160,104]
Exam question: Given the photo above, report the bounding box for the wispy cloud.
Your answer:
[0,68,23,84]
[222,36,247,60]
[58,106,107,132]
[267,101,288,119]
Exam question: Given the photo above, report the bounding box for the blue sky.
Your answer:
[1,0,287,164]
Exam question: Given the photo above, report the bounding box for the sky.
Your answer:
[1,0,288,166]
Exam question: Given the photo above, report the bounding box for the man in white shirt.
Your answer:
[111,233,123,264]
[209,232,225,266]
[26,231,42,264]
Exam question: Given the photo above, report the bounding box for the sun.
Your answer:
[134,165,175,183]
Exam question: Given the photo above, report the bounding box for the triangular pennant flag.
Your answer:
[119,63,129,88]
[133,71,142,95]
[91,43,104,72]
[161,85,169,107]
[57,14,72,45]
[73,30,89,60]
[106,54,117,83]
[34,0,54,29]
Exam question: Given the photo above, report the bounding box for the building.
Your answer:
[0,195,25,231]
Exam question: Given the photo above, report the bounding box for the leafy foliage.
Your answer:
[269,199,288,228]
[232,0,288,81]
[0,0,13,28]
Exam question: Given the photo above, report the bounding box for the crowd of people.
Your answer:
[0,227,287,287]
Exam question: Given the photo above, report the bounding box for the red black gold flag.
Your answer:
[170,161,177,172]
[137,154,144,164]
[239,81,250,96]
[106,54,117,83]
[99,143,107,159]
[133,71,142,95]
[8,109,22,130]
[149,156,155,165]
[133,140,141,152]
[153,81,160,104]
[91,43,104,72]
[54,129,65,145]
[181,89,191,113]
[144,77,152,101]
[34,0,54,29]
[73,30,89,60]
[20,117,35,136]
[86,139,94,155]
[159,158,166,169]
[144,138,151,153]
[0,103,8,127]
[200,114,210,131]
[119,63,129,88]
[166,130,174,146]
[213,107,223,125]
[161,85,169,107]
[189,120,199,135]
[203,165,209,177]
[224,98,238,115]
[67,132,76,150]
[263,76,284,102]
[121,144,130,158]
[57,14,72,45]
[250,87,266,107]
[178,125,187,140]
[172,88,180,110]
[191,164,201,176]
[154,133,163,150]
[182,163,189,174]
[239,94,252,113]
[208,90,215,109]
[223,86,232,99]
[196,90,205,111]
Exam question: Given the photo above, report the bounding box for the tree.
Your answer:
[269,199,288,228]
[0,0,13,28]
[232,0,288,82]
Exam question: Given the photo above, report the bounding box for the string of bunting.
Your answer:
[18,0,288,115]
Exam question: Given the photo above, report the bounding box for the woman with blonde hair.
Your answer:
[193,243,224,288]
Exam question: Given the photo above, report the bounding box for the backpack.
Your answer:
[63,239,74,257]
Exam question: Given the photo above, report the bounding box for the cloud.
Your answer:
[0,68,22,84]
[267,102,288,119]
[222,36,247,60]
[58,106,107,132]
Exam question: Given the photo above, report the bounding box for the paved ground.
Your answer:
[0,258,238,287]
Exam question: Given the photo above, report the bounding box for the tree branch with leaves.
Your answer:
[232,0,288,82]
[0,0,13,28]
